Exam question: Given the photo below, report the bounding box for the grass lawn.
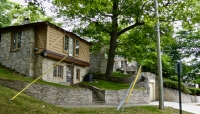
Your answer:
[0,85,192,114]
[79,79,131,90]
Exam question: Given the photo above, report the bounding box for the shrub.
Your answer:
[170,76,178,81]
[196,89,200,96]
[184,88,192,94]
[188,88,197,95]
[163,80,185,91]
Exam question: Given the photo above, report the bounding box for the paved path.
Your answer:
[57,101,200,114]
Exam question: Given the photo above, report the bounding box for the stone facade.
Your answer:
[0,28,87,85]
[0,28,35,77]
[89,48,107,73]
[41,57,86,85]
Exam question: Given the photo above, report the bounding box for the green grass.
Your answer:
[0,66,74,88]
[79,79,145,90]
[0,85,192,114]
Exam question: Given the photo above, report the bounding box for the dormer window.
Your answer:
[11,31,22,51]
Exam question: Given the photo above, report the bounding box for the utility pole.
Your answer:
[154,0,164,110]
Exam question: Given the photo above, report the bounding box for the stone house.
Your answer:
[89,48,137,74]
[0,21,91,85]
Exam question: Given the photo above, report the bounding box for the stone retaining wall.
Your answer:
[155,87,200,103]
[0,79,150,105]
[0,79,92,105]
[105,89,150,105]
[155,79,200,103]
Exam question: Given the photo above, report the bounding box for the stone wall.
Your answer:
[0,28,35,77]
[155,79,200,103]
[105,89,150,105]
[0,79,92,105]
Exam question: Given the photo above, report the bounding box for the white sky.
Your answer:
[10,0,27,5]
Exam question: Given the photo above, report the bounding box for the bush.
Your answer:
[170,76,178,81]
[184,88,192,94]
[196,89,200,95]
[188,88,197,95]
[163,80,185,91]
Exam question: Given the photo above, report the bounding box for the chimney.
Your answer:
[22,18,30,25]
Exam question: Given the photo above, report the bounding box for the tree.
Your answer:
[0,0,14,28]
[54,0,197,76]
[0,0,61,28]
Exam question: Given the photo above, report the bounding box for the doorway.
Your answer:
[66,65,74,85]
[149,82,155,101]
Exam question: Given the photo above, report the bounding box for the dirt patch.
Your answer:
[196,104,200,106]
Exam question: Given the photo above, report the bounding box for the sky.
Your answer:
[10,0,27,5]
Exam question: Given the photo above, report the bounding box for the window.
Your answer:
[69,37,74,56]
[64,35,74,56]
[75,40,79,55]
[64,35,69,51]
[76,69,80,80]
[53,65,63,78]
[121,60,127,68]
[11,32,22,50]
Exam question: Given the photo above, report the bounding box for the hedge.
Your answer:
[163,80,185,91]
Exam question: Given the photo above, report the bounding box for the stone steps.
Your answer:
[92,91,105,105]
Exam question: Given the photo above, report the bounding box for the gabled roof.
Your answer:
[0,21,92,45]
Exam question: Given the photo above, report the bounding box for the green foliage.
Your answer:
[0,0,61,28]
[184,88,192,94]
[188,88,197,95]
[163,80,185,91]
[54,0,197,75]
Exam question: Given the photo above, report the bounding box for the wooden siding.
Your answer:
[47,25,90,62]
[35,25,47,54]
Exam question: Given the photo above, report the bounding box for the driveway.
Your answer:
[57,101,200,114]
[150,101,200,114]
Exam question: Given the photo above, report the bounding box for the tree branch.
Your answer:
[92,21,111,34]
[117,22,145,37]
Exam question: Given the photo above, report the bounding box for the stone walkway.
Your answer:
[57,101,200,114]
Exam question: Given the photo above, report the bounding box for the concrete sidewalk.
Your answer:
[57,101,200,114]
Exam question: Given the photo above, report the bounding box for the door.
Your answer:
[149,82,154,101]
[66,65,74,85]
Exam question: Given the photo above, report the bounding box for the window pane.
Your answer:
[17,32,22,48]
[53,66,57,77]
[69,37,74,56]
[64,35,68,51]
[57,66,63,77]
[76,40,79,55]
[66,67,72,82]
[13,34,17,49]
[76,69,80,80]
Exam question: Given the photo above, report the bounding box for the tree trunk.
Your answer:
[106,0,118,76]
